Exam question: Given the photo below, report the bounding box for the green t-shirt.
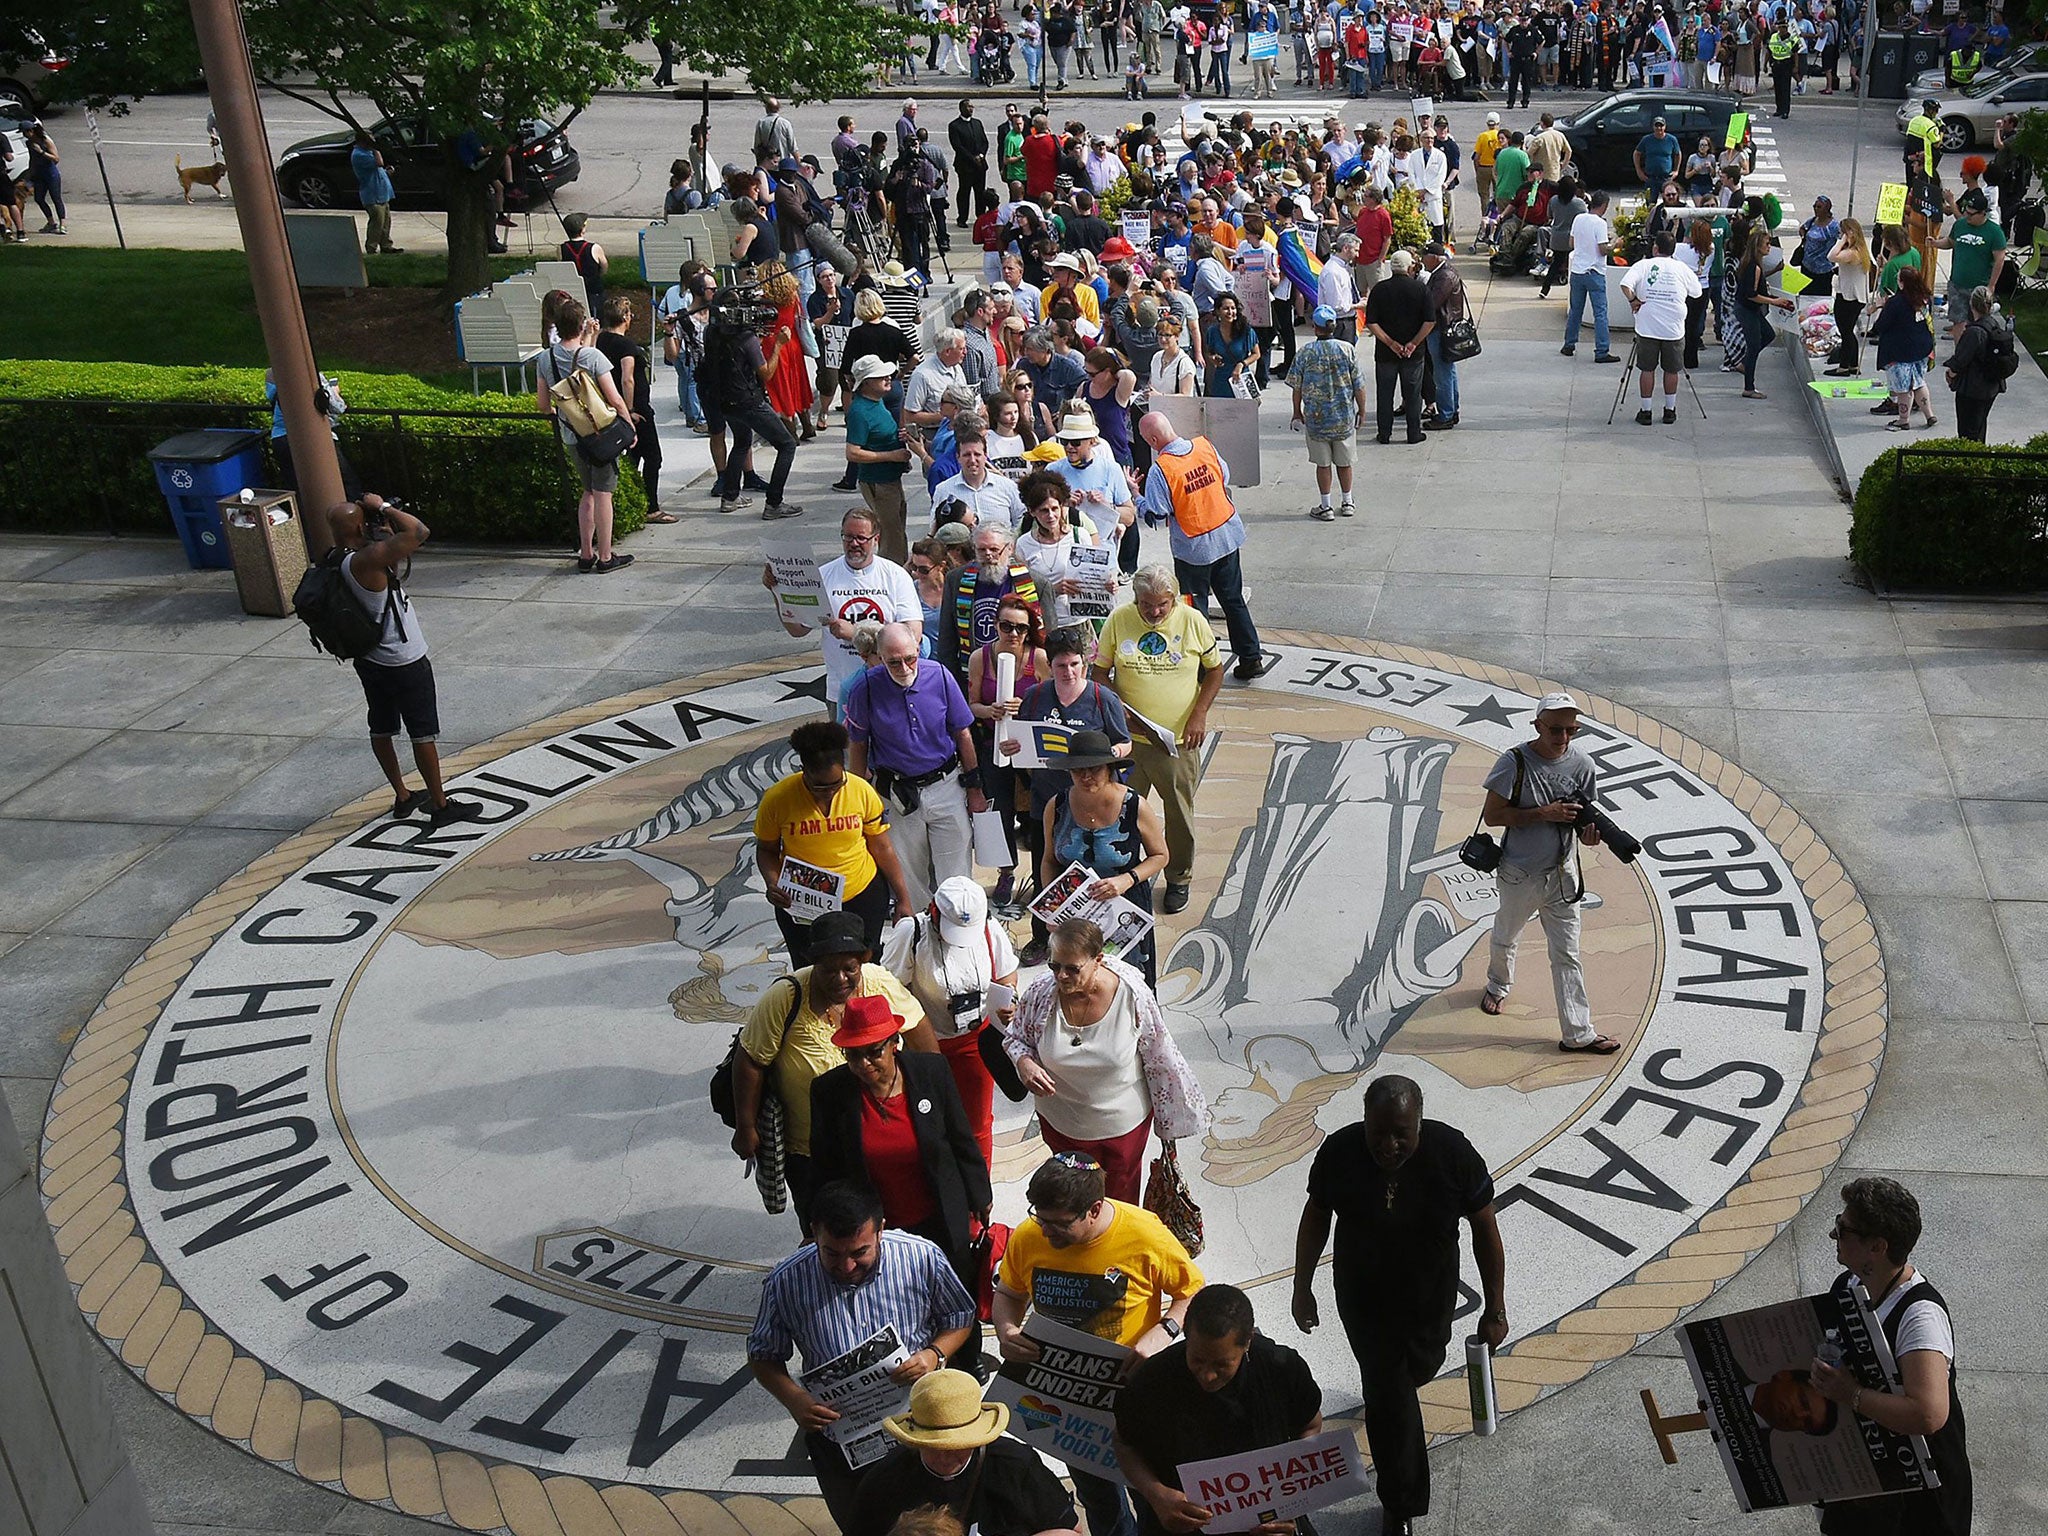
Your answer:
[1946,219,2007,291]
[846,393,908,487]
[1878,248,1920,297]
[1493,146,1530,207]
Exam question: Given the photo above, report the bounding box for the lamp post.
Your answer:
[187,0,344,557]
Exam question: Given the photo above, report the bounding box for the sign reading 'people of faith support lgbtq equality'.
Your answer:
[987,1314,1132,1482]
[1175,1429,1371,1533]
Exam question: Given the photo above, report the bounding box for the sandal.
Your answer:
[1559,1035,1623,1054]
[1479,991,1505,1016]
[1885,419,1911,430]
[644,509,680,524]
[1917,417,1938,429]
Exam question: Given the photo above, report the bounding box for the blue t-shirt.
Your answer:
[350,144,394,206]
[1636,133,1681,182]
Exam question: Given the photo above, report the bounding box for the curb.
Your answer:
[1785,335,1853,502]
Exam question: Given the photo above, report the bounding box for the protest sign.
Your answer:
[1875,182,1908,226]
[1248,29,1279,60]
[986,1314,1131,1482]
[778,857,845,920]
[1066,544,1118,621]
[822,323,850,371]
[1175,1428,1371,1533]
[1779,265,1812,296]
[1030,861,1156,963]
[1234,244,1273,327]
[1678,1284,1940,1513]
[762,538,824,630]
[1002,721,1076,770]
[972,808,1013,868]
[802,1325,912,1470]
[1121,212,1154,252]
[1726,112,1750,149]
[1411,96,1436,129]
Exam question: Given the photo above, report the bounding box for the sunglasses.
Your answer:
[1048,959,1093,977]
[998,620,1032,636]
[910,561,936,576]
[845,1042,894,1063]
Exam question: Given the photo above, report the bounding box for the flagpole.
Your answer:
[1845,12,1881,219]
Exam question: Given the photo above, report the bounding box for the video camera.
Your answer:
[708,274,780,336]
[1567,792,1642,864]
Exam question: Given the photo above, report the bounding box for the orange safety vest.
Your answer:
[1155,438,1235,538]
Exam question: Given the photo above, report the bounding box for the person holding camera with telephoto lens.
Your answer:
[1477,691,1620,1054]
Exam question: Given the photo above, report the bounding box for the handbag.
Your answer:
[547,345,635,464]
[1457,747,1523,873]
[966,1218,1012,1322]
[1440,315,1482,363]
[1143,1140,1205,1258]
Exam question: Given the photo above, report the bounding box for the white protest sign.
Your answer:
[1065,544,1118,621]
[1029,860,1155,964]
[971,809,1013,869]
[1233,244,1273,328]
[986,1314,1131,1482]
[763,538,825,630]
[1121,212,1154,252]
[779,858,845,921]
[1002,721,1075,770]
[801,1325,912,1470]
[1176,1428,1371,1534]
[1411,96,1437,129]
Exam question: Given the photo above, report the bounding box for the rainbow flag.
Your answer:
[1276,226,1322,299]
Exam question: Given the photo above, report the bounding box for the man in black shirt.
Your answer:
[949,98,990,229]
[594,296,669,519]
[1063,188,1113,255]
[1505,14,1540,108]
[1361,251,1436,446]
[1292,1076,1507,1536]
[1115,1285,1323,1536]
[851,1369,1079,1536]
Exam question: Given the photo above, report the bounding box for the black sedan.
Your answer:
[277,116,580,210]
[1550,90,1754,191]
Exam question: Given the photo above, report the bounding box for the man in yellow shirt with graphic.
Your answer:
[995,1152,1203,1536]
[1472,111,1505,232]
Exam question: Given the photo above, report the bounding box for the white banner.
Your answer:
[1175,1427,1372,1533]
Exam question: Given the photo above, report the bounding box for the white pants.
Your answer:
[889,773,972,910]
[1486,860,1595,1046]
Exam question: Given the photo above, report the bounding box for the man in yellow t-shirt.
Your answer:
[1472,112,1504,220]
[732,911,934,1230]
[994,1153,1203,1536]
[1095,567,1226,916]
[753,719,913,964]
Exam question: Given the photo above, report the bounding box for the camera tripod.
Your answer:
[1604,346,1709,425]
[843,203,896,268]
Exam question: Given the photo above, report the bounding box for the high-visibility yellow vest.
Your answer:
[1906,114,1940,177]
[1767,32,1798,63]
[1950,48,1981,84]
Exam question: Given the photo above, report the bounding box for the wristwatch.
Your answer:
[1160,1317,1183,1340]
[958,768,982,792]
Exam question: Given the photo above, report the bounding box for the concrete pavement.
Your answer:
[7,251,2048,1533]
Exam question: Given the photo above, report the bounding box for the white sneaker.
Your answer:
[1311,504,1336,522]
[1338,501,1356,517]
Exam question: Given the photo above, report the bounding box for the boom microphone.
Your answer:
[807,219,859,278]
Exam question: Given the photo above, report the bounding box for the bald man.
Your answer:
[1134,412,1275,683]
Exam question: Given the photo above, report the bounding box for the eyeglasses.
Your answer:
[909,562,936,576]
[1029,1204,1094,1232]
[843,531,879,545]
[1540,723,1583,737]
[884,655,919,671]
[998,620,1032,636]
[1048,959,1094,976]
[1828,1220,1866,1242]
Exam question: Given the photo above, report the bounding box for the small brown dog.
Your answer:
[176,154,230,202]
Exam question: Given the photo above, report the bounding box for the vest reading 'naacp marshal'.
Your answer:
[1155,437,1235,538]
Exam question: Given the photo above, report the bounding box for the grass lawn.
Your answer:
[2011,288,2048,363]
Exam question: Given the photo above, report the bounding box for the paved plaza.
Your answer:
[7,263,2048,1536]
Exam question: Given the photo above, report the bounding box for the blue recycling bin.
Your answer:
[148,429,268,569]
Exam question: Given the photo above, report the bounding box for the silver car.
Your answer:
[1895,71,2048,150]
[1908,40,2048,100]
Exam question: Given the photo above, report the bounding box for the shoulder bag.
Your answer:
[547,345,636,464]
[1457,747,1524,872]
[1143,1140,1205,1258]
[1439,310,1482,362]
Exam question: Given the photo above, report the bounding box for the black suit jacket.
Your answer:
[810,1050,993,1258]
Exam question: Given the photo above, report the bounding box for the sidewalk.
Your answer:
[5,259,2047,1535]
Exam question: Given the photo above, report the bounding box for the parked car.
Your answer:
[1908,40,2048,100]
[1,104,27,179]
[1895,72,2048,150]
[1,30,67,114]
[1550,90,1754,191]
[277,115,580,210]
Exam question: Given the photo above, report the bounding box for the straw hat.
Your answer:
[883,1370,1010,1450]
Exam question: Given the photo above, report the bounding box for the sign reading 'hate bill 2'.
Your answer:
[42,641,1884,1535]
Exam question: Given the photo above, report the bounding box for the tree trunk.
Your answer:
[442,155,497,311]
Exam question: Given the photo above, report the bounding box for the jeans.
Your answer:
[1375,353,1425,440]
[788,247,816,307]
[1426,330,1459,419]
[716,403,796,506]
[1175,548,1262,669]
[672,361,703,425]
[1051,43,1072,83]
[1071,1471,1135,1536]
[1369,51,1386,86]
[1830,297,1863,372]
[1565,268,1610,355]
[1682,294,1710,371]
[31,168,65,223]
[1737,305,1771,391]
[1022,42,1043,85]
[1208,53,1232,94]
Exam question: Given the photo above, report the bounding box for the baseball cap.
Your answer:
[1537,691,1581,716]
[1389,250,1414,272]
[931,877,989,946]
[1312,303,1339,326]
[1424,240,1448,257]
[1486,111,1501,125]
[808,911,871,958]
[1958,188,1988,213]
[934,521,974,547]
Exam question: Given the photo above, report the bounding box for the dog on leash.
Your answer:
[176,154,230,202]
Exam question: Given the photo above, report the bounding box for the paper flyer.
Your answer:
[802,1325,913,1471]
[971,809,1013,869]
[1002,721,1076,770]
[1065,544,1118,622]
[1028,861,1155,963]
[762,538,824,630]
[778,857,845,921]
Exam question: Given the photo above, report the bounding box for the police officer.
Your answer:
[1767,18,1800,118]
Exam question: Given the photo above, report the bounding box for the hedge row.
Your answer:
[0,361,645,544]
[1849,429,2048,591]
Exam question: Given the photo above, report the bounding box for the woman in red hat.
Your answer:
[810,992,995,1368]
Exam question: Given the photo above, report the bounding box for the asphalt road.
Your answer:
[25,74,1912,253]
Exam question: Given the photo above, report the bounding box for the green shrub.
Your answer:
[1849,438,2048,591]
[0,360,644,544]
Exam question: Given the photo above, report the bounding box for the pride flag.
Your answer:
[1276,226,1322,299]
[1649,16,1677,54]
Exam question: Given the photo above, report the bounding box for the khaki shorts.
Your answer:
[1306,431,1355,467]
[1632,335,1683,373]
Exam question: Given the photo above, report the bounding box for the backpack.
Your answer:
[293,549,402,661]
[1980,318,2019,382]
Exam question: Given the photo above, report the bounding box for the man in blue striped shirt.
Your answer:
[748,1181,980,1524]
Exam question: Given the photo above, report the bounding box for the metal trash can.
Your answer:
[148,429,268,570]
[220,490,311,618]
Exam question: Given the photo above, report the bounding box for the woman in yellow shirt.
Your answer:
[754,720,914,963]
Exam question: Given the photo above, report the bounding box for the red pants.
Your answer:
[1037,1113,1154,1205]
[939,1028,996,1166]
[1317,48,1337,87]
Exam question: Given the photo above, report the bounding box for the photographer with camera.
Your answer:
[701,282,804,521]
[1477,691,1620,1054]
[326,496,479,829]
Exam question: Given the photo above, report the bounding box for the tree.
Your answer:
[14,0,925,301]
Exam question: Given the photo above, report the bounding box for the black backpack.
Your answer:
[1980,318,2020,383]
[293,549,403,661]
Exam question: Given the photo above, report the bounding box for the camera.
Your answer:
[1568,793,1642,864]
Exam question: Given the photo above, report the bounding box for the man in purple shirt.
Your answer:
[844,622,989,908]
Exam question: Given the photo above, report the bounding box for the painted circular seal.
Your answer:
[39,636,1885,1535]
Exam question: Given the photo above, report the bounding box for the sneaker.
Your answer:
[1311,504,1337,521]
[1234,653,1280,682]
[761,501,803,520]
[430,798,484,827]
[1338,501,1355,517]
[1662,407,1678,424]
[992,870,1016,908]
[719,496,754,513]
[1868,401,1895,415]
[594,553,635,573]
[1018,937,1051,967]
[1162,882,1192,915]
[1593,353,1621,364]
[1635,408,1653,426]
[831,474,859,492]
[1560,345,1575,356]
[742,474,775,494]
